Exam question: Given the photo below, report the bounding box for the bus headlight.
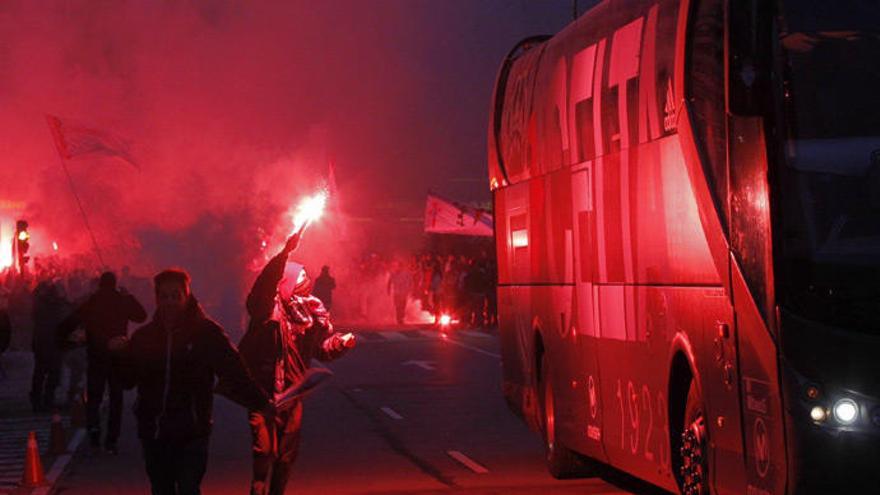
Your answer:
[833,399,858,424]
[809,406,827,423]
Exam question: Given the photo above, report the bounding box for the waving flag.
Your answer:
[46,114,139,169]
[424,194,493,237]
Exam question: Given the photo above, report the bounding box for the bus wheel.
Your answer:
[540,356,587,479]
[679,381,708,495]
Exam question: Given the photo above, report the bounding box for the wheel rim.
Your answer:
[680,415,707,495]
[544,380,556,455]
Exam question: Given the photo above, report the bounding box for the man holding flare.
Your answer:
[238,190,355,495]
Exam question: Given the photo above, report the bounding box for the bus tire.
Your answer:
[540,355,589,479]
[679,380,709,495]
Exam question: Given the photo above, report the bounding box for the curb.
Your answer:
[30,428,86,495]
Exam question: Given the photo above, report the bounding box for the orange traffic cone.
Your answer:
[20,431,47,488]
[70,394,86,428]
[49,413,67,455]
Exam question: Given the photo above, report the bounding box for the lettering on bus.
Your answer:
[754,417,770,478]
[567,3,673,165]
[744,377,771,414]
[614,378,670,470]
[501,49,542,179]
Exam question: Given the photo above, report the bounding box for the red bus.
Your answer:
[488,1,880,493]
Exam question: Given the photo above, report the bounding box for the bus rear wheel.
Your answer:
[540,356,588,479]
[679,380,709,495]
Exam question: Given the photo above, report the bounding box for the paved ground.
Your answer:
[0,352,84,495]
[8,326,662,494]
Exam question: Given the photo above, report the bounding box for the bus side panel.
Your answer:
[595,128,720,489]
[496,181,541,432]
[597,287,707,492]
[497,284,541,433]
[699,289,746,495]
[531,283,611,466]
[568,164,608,463]
[733,265,786,495]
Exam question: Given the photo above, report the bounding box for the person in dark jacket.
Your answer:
[239,232,355,495]
[311,265,336,310]
[0,289,10,380]
[59,271,147,452]
[30,281,71,412]
[387,261,413,325]
[124,269,271,495]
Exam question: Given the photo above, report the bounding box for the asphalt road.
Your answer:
[53,327,651,494]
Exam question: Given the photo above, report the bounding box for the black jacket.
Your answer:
[124,299,268,442]
[59,287,147,358]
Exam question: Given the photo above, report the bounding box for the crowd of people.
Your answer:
[0,237,499,494]
[0,258,151,413]
[0,230,356,495]
[342,250,497,327]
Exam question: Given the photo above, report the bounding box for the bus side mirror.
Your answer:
[728,0,774,116]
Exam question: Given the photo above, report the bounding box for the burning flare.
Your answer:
[291,190,328,234]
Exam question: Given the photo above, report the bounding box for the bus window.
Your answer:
[775,0,880,329]
[685,0,728,227]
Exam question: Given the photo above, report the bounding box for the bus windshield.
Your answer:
[776,0,880,329]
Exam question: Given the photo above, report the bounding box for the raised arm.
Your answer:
[246,233,301,321]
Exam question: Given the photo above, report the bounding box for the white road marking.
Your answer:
[32,427,86,495]
[382,331,409,341]
[460,330,491,339]
[441,337,501,359]
[402,360,436,371]
[418,330,440,339]
[380,407,403,420]
[446,450,489,474]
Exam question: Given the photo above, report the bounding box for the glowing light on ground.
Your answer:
[438,314,452,326]
[52,241,59,251]
[407,299,435,324]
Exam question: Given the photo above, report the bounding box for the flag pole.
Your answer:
[56,155,105,268]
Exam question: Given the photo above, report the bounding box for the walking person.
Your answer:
[0,289,12,379]
[239,232,355,495]
[59,271,147,453]
[387,260,413,325]
[30,281,70,412]
[122,269,273,495]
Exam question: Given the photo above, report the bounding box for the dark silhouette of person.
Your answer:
[312,265,336,310]
[30,281,71,412]
[0,291,12,379]
[122,269,271,495]
[387,261,413,325]
[59,271,147,453]
[238,232,354,495]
